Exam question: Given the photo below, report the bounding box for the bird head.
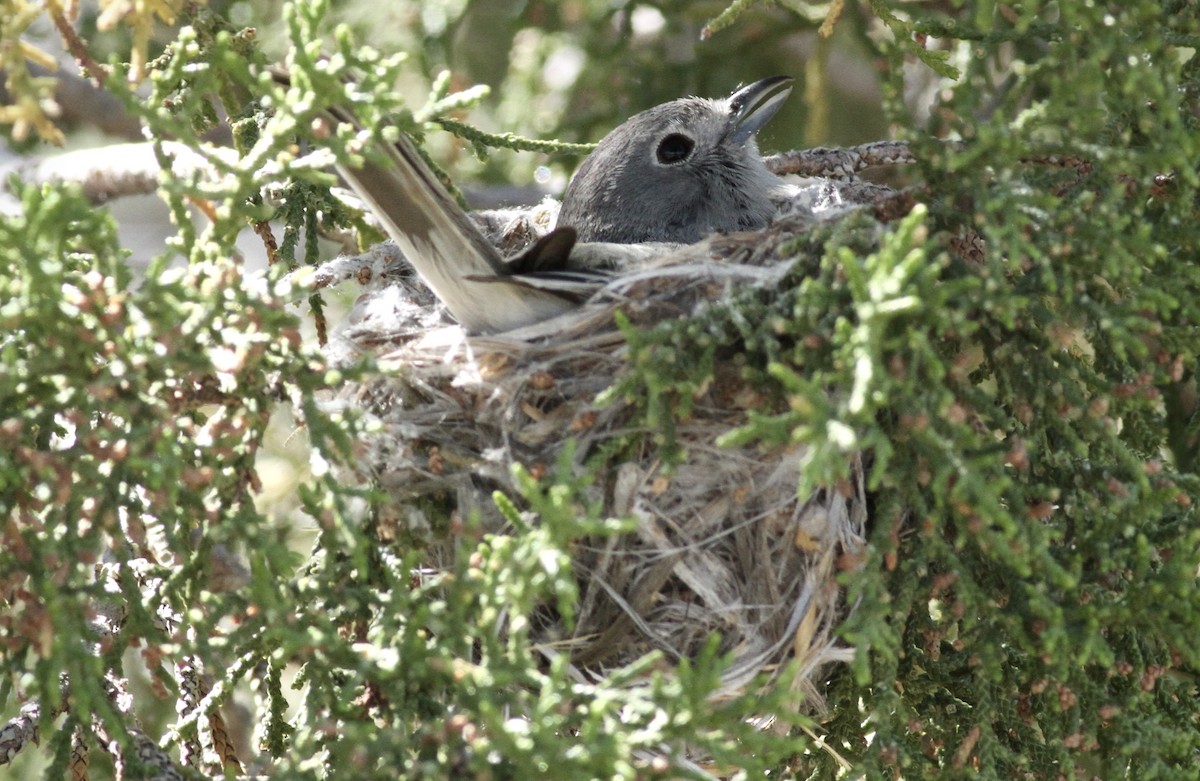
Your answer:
[558,76,793,244]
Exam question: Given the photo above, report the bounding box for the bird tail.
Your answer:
[271,66,584,333]
[333,124,582,333]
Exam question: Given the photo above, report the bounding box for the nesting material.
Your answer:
[323,181,874,716]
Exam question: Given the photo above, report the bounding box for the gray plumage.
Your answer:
[329,76,792,333]
[558,76,793,244]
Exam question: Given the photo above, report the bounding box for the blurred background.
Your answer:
[4,0,893,199]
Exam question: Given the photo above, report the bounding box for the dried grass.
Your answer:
[323,186,873,724]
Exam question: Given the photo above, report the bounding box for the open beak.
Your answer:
[726,75,794,145]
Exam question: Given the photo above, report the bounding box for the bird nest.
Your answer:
[318,182,875,716]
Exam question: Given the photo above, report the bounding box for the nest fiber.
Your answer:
[325,190,870,714]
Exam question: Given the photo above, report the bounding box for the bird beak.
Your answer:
[726,75,794,145]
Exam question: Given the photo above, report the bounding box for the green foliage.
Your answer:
[586,0,1200,775]
[596,310,721,466]
[3,0,1200,779]
[0,170,332,766]
[716,2,1200,777]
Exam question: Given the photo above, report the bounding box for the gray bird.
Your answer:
[557,76,793,244]
[330,76,792,333]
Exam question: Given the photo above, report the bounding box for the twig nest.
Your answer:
[325,183,874,714]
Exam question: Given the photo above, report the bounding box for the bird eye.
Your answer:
[655,133,695,165]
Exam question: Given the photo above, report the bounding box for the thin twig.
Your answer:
[49,7,109,87]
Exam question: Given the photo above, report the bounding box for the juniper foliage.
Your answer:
[1,0,1199,779]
